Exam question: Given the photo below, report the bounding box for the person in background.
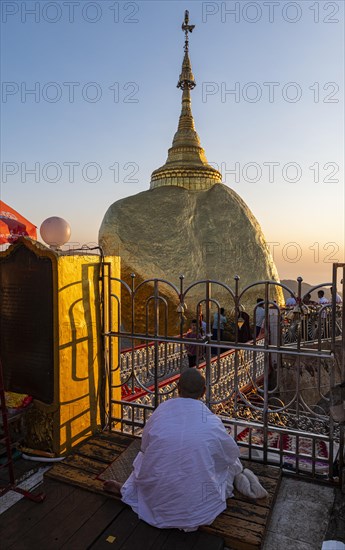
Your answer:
[330,287,342,304]
[199,313,207,336]
[212,307,227,341]
[212,307,227,354]
[317,290,329,332]
[302,293,316,305]
[268,303,280,364]
[184,320,200,368]
[285,295,297,307]
[317,290,328,304]
[254,299,265,338]
[237,308,251,343]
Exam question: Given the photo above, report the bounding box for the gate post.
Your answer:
[205,281,212,409]
[153,279,160,409]
[332,263,345,491]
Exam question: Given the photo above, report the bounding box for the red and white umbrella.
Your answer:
[0,200,37,244]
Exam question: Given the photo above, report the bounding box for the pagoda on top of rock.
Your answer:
[150,11,222,191]
[99,11,282,332]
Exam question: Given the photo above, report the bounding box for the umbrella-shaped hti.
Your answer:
[0,201,37,244]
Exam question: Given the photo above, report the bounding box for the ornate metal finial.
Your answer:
[182,10,195,53]
[177,11,196,91]
[149,10,222,191]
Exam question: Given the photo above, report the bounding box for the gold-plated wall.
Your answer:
[56,254,120,454]
[0,239,120,455]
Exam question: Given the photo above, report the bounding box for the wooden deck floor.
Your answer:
[0,476,224,550]
[44,431,282,550]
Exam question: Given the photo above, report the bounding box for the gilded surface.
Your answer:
[150,18,222,191]
[57,254,121,454]
[100,184,283,333]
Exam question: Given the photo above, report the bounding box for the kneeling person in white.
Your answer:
[105,369,244,530]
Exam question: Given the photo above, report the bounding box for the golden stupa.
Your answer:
[99,12,282,331]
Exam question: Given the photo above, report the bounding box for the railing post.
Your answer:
[154,279,159,409]
[234,276,240,418]
[339,264,345,493]
[263,282,270,463]
[179,275,185,372]
[205,280,212,409]
[334,263,345,491]
[107,262,113,431]
[339,264,345,381]
[131,274,136,396]
[101,260,108,430]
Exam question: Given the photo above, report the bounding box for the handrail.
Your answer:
[121,338,264,402]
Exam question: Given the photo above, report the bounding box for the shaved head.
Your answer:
[178,368,206,399]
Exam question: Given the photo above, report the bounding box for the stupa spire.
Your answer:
[150,10,222,191]
[177,10,196,90]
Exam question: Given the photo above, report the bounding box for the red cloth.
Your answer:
[0,200,37,243]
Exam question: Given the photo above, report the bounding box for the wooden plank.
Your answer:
[160,529,200,550]
[92,434,141,449]
[190,531,224,550]
[61,498,125,550]
[202,514,263,550]
[145,528,172,549]
[45,463,129,501]
[0,458,44,484]
[209,511,265,536]
[89,437,136,455]
[118,519,165,550]
[96,432,138,448]
[75,443,117,463]
[63,454,108,475]
[45,463,106,495]
[200,469,282,550]
[89,507,141,549]
[8,487,109,550]
[221,499,269,525]
[90,514,223,550]
[0,479,75,547]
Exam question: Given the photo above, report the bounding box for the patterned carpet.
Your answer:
[237,427,331,474]
[97,438,142,483]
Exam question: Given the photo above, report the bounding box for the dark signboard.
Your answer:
[0,244,54,403]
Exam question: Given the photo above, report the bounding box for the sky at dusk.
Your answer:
[1,0,344,286]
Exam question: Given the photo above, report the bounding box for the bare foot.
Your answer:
[103,480,122,496]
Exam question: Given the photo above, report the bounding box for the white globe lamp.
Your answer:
[40,217,71,250]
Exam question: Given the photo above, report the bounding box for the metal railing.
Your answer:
[101,263,345,485]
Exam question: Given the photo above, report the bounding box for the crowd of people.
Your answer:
[183,287,342,364]
[286,288,342,307]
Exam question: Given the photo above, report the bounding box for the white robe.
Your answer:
[121,397,242,530]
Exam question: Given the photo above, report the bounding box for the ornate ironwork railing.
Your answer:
[119,340,265,421]
[102,263,345,485]
[120,341,186,387]
[281,304,343,345]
